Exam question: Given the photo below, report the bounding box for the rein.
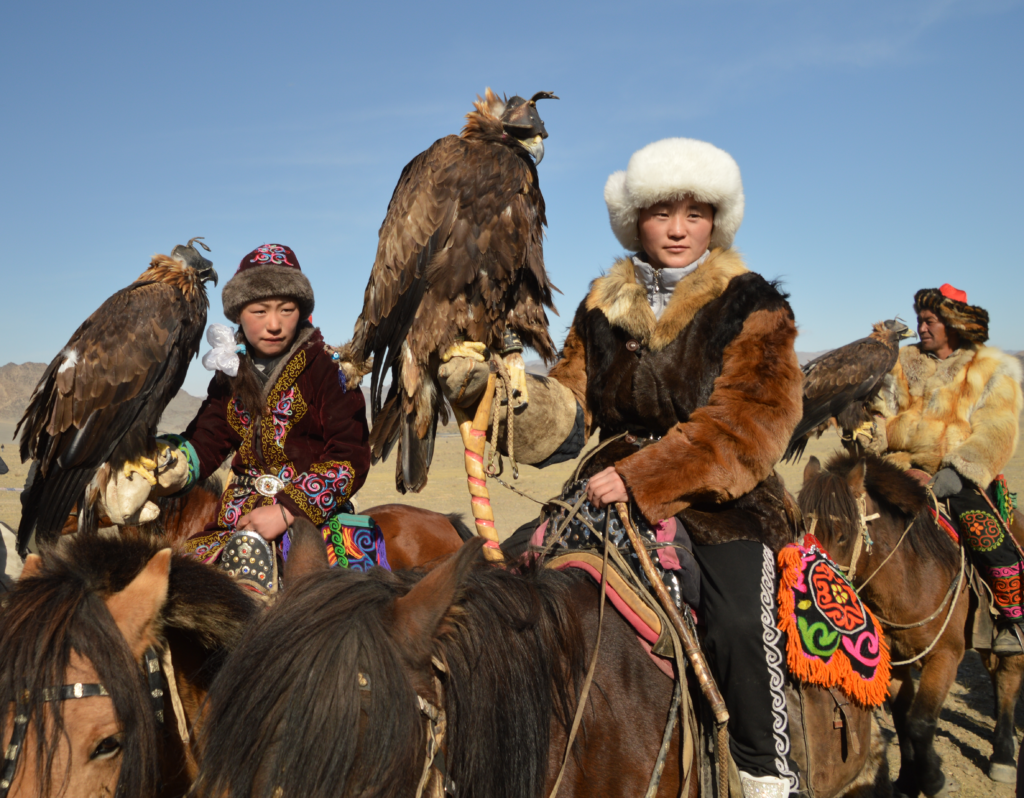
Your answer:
[0,648,166,798]
[809,483,967,668]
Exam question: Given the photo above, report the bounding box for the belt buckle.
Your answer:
[254,474,285,497]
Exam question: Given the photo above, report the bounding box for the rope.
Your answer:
[856,517,915,592]
[486,356,519,480]
[546,510,611,798]
[888,544,966,667]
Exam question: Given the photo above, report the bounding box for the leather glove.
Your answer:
[437,354,492,409]
[930,467,963,499]
[99,468,160,526]
[151,446,193,496]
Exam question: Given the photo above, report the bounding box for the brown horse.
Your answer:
[146,481,466,568]
[191,538,887,797]
[799,452,1024,797]
[0,535,258,796]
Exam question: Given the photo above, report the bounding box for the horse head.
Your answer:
[1,546,170,798]
[192,537,486,798]
[1,536,258,798]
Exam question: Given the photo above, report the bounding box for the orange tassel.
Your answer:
[777,545,891,708]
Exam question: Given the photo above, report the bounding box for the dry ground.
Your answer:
[3,419,1023,793]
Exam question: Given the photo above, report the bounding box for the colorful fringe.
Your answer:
[777,535,890,708]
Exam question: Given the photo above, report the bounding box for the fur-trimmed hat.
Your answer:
[222,243,315,323]
[914,283,989,344]
[604,138,745,251]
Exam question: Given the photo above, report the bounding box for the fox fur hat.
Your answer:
[604,138,745,252]
[914,284,989,344]
[222,243,315,323]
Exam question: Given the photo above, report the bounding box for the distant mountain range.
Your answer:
[0,362,203,434]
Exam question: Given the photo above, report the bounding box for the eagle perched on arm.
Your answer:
[16,240,217,552]
[782,319,914,462]
[341,88,559,493]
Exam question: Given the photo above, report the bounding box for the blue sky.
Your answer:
[2,0,1021,397]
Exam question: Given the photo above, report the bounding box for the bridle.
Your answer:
[0,648,164,798]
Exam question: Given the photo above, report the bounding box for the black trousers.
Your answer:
[947,480,1023,624]
[694,540,799,786]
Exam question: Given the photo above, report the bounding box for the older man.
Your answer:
[873,284,1023,653]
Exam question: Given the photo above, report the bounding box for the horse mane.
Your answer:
[799,452,958,569]
[0,534,258,796]
[194,560,589,798]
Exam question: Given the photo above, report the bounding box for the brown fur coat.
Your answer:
[873,343,1022,489]
[549,249,803,550]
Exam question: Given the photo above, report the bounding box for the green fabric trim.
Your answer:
[333,512,374,529]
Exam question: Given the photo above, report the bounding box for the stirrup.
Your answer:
[993,626,1024,656]
[739,772,791,798]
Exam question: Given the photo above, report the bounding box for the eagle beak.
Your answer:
[203,267,219,287]
[518,134,545,165]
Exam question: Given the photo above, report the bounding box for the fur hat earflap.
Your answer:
[914,284,989,344]
[605,138,745,251]
[222,243,314,323]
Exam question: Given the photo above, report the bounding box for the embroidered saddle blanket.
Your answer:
[777,535,890,708]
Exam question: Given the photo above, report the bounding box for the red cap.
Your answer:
[939,283,967,303]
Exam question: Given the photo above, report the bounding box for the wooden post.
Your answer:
[453,373,504,562]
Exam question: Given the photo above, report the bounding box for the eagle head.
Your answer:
[172,237,218,287]
[499,91,558,164]
[464,88,558,164]
[881,318,914,340]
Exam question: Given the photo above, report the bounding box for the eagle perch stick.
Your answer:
[614,501,729,725]
[453,371,504,562]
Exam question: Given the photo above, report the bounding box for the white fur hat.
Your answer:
[604,138,745,251]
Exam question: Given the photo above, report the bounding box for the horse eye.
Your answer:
[91,735,122,760]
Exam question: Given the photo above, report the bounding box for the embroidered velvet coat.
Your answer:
[549,249,803,551]
[182,327,371,540]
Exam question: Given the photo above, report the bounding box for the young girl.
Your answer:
[154,244,377,581]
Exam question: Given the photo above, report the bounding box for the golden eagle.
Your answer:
[16,240,217,551]
[782,319,914,462]
[343,88,559,493]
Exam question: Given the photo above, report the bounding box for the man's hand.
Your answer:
[587,466,629,509]
[238,505,294,540]
[930,467,963,499]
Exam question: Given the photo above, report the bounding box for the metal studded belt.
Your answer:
[233,472,288,498]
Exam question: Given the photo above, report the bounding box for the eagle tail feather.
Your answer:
[17,464,96,554]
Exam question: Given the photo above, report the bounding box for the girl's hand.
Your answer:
[586,466,629,509]
[237,504,294,540]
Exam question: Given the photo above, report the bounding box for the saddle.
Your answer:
[539,498,888,797]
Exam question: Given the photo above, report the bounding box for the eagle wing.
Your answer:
[357,136,462,417]
[782,337,897,462]
[17,280,202,547]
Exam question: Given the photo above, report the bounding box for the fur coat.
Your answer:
[873,343,1022,489]
[182,326,371,536]
[548,248,803,551]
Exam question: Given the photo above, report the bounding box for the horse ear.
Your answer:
[106,548,172,662]
[391,537,485,665]
[803,456,821,485]
[283,517,330,584]
[19,553,44,580]
[847,459,867,496]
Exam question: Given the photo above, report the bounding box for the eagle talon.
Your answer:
[123,455,160,485]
